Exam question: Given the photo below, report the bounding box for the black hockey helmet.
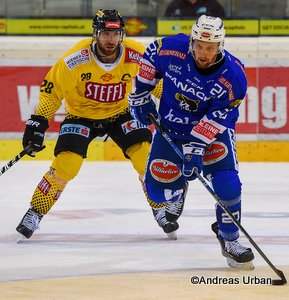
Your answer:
[92,9,125,40]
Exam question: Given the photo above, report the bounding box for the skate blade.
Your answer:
[166,230,177,240]
[226,257,255,270]
[16,233,28,243]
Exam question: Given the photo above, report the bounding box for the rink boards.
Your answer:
[0,36,289,161]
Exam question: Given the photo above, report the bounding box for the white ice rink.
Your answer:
[0,161,288,299]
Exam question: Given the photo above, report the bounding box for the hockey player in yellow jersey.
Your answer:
[16,9,179,241]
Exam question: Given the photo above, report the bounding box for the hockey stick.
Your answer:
[147,113,287,285]
[0,144,33,177]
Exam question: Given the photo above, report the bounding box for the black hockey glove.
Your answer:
[22,114,49,157]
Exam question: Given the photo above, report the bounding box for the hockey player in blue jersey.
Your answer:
[128,15,254,269]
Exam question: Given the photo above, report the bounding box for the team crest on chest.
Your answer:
[175,93,200,112]
[101,73,115,82]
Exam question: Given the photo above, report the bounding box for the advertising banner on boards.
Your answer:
[0,66,288,140]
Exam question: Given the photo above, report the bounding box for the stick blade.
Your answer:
[272,270,287,286]
[272,279,286,286]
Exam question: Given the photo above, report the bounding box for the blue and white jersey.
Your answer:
[135,33,247,144]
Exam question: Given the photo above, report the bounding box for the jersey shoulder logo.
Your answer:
[218,76,234,101]
[64,48,91,70]
[158,49,186,60]
[124,47,142,63]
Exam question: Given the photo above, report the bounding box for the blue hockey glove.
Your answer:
[128,91,159,125]
[182,142,206,181]
[22,114,49,157]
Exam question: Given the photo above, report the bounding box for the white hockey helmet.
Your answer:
[190,15,225,56]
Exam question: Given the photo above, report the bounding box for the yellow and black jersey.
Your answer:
[36,38,145,121]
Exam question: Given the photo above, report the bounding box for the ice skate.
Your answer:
[165,182,188,222]
[212,222,254,270]
[152,208,179,240]
[16,207,43,242]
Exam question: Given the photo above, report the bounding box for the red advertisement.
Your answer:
[0,66,63,133]
[237,67,289,135]
[0,66,288,139]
